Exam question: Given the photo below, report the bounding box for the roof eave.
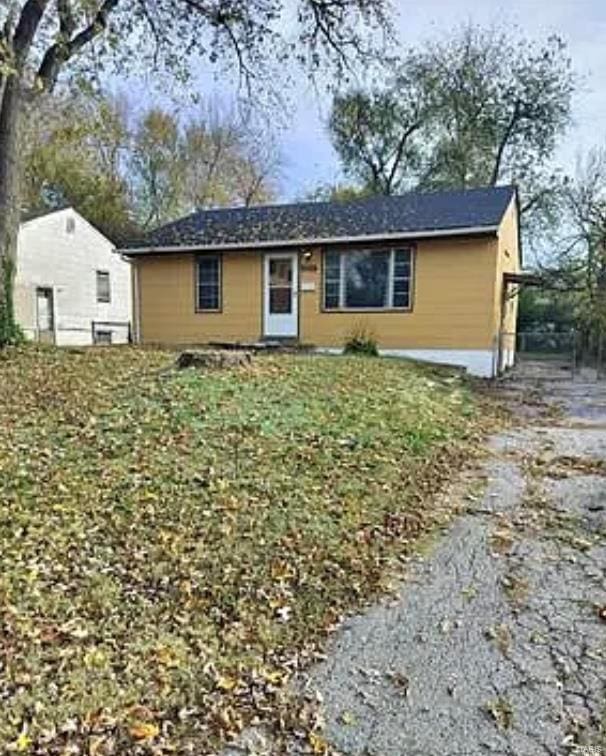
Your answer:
[120,224,500,256]
[20,205,74,226]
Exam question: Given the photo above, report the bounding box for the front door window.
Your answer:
[264,253,298,338]
[269,259,293,314]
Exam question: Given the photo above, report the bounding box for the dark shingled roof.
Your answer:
[124,185,516,252]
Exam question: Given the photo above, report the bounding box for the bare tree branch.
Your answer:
[490,100,521,186]
[37,0,120,91]
[385,120,423,193]
[57,0,76,39]
[11,0,51,64]
[136,0,163,67]
[308,0,351,70]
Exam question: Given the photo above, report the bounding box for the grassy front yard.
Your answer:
[0,347,491,753]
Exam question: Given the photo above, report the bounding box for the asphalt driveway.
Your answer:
[228,362,606,755]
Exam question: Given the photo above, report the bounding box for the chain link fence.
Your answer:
[502,330,606,380]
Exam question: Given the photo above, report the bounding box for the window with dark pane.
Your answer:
[197,256,221,311]
[269,288,292,314]
[344,250,390,308]
[323,247,413,310]
[269,259,292,287]
[94,330,112,345]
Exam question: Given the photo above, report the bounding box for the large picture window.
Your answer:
[324,248,413,310]
[196,256,221,311]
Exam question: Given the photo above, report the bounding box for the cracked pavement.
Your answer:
[227,363,606,756]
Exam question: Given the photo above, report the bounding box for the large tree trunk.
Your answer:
[0,75,23,346]
[0,0,53,346]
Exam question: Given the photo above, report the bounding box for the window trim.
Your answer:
[195,254,223,313]
[321,245,415,313]
[96,270,111,304]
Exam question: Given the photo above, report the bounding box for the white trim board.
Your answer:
[317,348,496,378]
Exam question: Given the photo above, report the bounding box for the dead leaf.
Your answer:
[129,722,159,741]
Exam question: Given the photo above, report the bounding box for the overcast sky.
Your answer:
[274,0,606,199]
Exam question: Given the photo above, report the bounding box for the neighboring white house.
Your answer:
[14,207,132,346]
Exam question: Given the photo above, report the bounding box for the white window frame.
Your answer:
[323,247,414,311]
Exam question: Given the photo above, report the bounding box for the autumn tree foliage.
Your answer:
[132,102,282,228]
[0,0,392,345]
[22,94,282,238]
[329,25,575,215]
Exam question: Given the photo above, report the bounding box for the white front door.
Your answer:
[264,252,298,338]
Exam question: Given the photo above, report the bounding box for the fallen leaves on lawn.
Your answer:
[0,346,494,753]
[528,454,606,479]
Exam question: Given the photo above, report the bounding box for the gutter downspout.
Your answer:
[132,259,141,344]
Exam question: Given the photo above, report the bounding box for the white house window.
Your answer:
[66,217,76,234]
[96,270,111,303]
[196,256,221,311]
[324,248,413,310]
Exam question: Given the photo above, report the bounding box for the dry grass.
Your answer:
[485,623,512,656]
[485,696,514,730]
[501,571,531,609]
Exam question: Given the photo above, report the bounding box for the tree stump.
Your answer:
[176,349,253,370]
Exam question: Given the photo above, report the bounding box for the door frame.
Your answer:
[263,251,299,339]
[35,286,57,344]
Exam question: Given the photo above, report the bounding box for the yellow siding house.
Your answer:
[122,186,521,377]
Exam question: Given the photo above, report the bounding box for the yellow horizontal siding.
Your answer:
[139,252,262,344]
[137,235,503,351]
[302,237,498,350]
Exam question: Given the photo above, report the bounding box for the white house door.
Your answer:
[263,252,298,338]
[36,287,55,344]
